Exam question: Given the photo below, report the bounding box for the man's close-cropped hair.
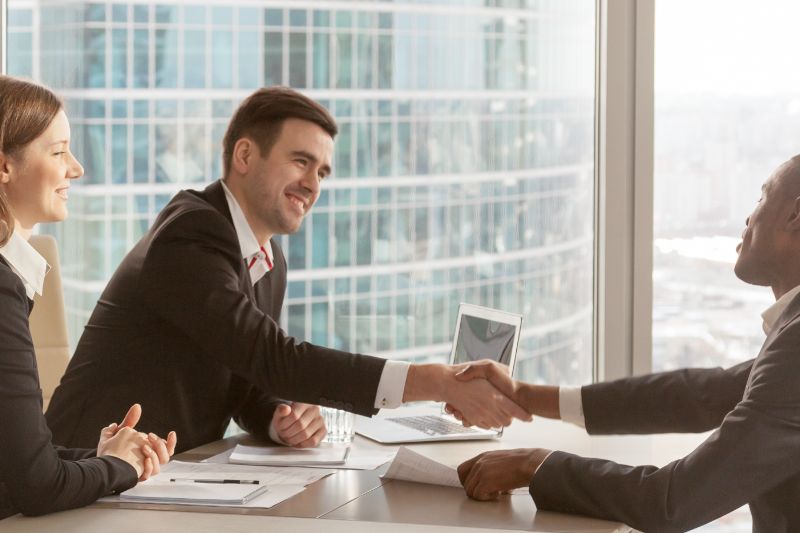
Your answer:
[0,76,63,247]
[221,86,338,178]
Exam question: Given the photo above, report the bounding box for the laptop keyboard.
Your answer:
[387,415,480,436]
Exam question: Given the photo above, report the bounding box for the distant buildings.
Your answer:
[652,94,800,370]
[8,1,596,385]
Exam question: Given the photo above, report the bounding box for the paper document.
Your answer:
[229,444,349,466]
[205,446,397,471]
[100,461,333,509]
[383,448,529,495]
[120,482,268,505]
[383,447,462,487]
[159,460,334,485]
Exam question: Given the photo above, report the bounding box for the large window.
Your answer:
[653,0,800,371]
[653,1,800,530]
[6,0,596,386]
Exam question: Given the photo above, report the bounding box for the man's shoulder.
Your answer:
[151,186,233,241]
[161,187,221,219]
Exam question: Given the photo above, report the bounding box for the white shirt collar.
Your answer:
[761,284,800,334]
[220,180,274,284]
[0,231,50,299]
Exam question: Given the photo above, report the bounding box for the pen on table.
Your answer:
[169,478,260,484]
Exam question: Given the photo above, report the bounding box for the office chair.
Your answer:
[28,234,70,411]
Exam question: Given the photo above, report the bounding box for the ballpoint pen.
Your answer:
[169,478,260,484]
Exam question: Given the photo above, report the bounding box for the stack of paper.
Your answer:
[204,445,396,470]
[229,444,349,467]
[108,460,335,509]
[121,482,268,505]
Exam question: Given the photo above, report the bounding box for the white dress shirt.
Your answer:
[221,181,276,285]
[220,181,409,442]
[0,231,49,299]
[558,284,800,429]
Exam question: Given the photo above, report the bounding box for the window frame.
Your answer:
[0,0,7,74]
[0,0,656,384]
[595,0,655,381]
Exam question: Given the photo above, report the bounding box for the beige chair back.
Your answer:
[28,234,70,411]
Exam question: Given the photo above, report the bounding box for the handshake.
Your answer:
[403,360,561,502]
[403,360,535,429]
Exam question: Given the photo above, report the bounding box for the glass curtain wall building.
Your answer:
[7,0,595,385]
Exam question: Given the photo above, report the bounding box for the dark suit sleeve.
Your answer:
[233,390,286,443]
[582,359,753,434]
[139,208,386,416]
[54,447,96,461]
[0,271,137,516]
[531,327,800,532]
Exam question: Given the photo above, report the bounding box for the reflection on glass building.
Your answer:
[8,0,595,384]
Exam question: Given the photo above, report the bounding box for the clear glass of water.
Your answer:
[321,407,355,444]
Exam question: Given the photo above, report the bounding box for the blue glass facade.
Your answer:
[8,0,595,385]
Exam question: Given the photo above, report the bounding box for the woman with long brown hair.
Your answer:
[0,75,177,518]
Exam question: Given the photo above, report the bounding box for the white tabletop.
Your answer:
[1,410,709,532]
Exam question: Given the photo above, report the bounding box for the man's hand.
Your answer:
[404,362,531,429]
[271,402,327,448]
[97,403,177,481]
[445,363,560,424]
[458,448,552,501]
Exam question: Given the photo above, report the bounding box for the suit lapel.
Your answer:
[744,290,800,394]
[202,181,258,303]
[772,290,800,336]
[203,180,232,223]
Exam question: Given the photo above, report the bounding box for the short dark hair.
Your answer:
[222,86,338,178]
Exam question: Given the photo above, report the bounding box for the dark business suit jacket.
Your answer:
[0,256,135,519]
[531,292,800,532]
[46,181,385,453]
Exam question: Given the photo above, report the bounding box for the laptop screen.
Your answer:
[452,314,518,367]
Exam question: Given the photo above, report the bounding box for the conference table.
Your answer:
[1,408,710,532]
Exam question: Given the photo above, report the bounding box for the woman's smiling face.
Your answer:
[1,110,83,230]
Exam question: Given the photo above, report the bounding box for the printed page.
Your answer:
[383,446,461,487]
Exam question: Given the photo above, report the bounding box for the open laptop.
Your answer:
[356,303,523,444]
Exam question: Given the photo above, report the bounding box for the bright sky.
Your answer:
[656,0,800,96]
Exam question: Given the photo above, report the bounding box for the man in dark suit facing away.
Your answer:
[46,87,529,454]
[455,155,800,532]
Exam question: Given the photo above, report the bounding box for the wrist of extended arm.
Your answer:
[517,384,560,419]
[403,364,447,403]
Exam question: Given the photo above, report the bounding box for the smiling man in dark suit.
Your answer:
[46,87,529,454]
[455,156,800,532]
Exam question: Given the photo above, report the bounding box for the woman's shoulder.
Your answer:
[0,257,34,351]
[0,256,28,303]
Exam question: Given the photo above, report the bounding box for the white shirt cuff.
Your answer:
[533,450,556,478]
[558,386,586,428]
[268,410,288,445]
[374,361,411,409]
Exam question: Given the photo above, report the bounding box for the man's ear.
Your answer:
[231,138,254,176]
[786,196,800,231]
